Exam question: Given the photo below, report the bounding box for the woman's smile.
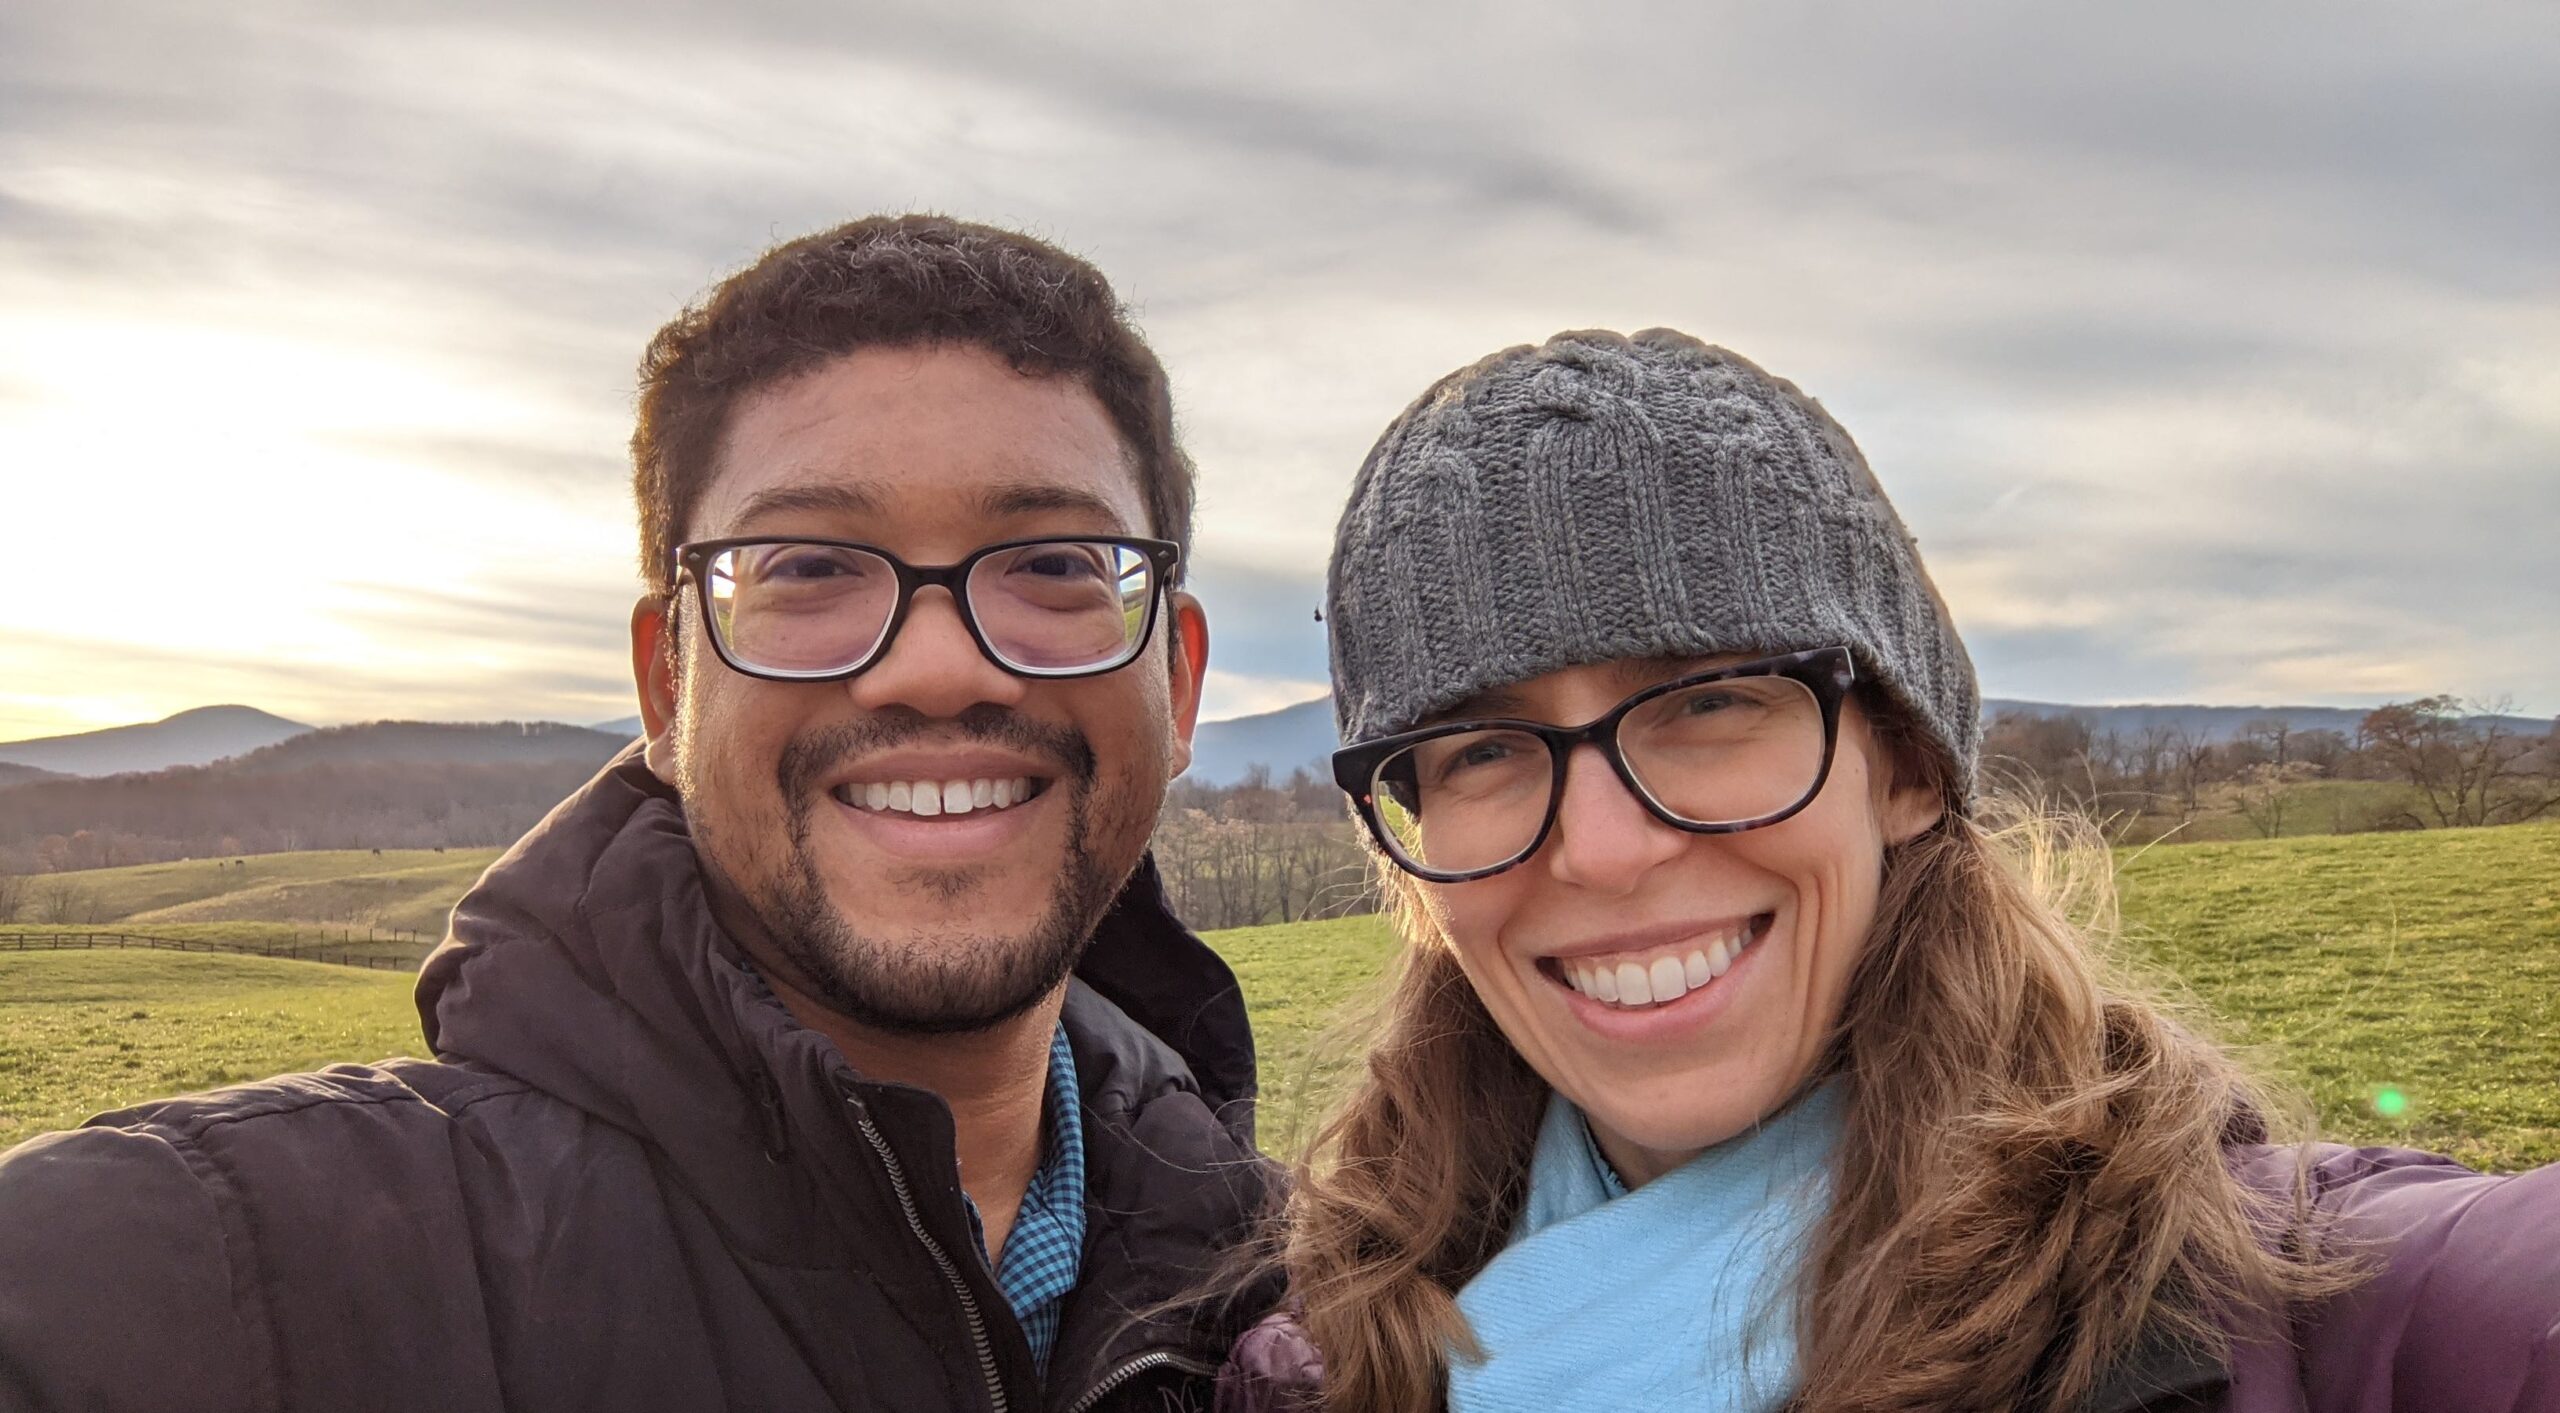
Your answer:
[1536,910,1773,1011]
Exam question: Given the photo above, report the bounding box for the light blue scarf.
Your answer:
[1450,1083,1844,1413]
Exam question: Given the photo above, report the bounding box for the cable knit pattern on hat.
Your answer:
[1327,328,1983,797]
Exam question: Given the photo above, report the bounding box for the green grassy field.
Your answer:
[0,952,420,1146]
[3,824,2552,1169]
[2115,823,2558,1171]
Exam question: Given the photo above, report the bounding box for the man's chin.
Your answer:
[762,872,1102,1036]
[789,930,1083,1036]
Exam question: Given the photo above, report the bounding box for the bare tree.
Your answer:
[31,878,105,925]
[2360,696,2556,828]
[0,868,26,924]
[2131,723,2178,793]
[2166,730,2218,824]
[2239,717,2295,770]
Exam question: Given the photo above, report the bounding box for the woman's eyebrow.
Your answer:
[1439,686,1528,720]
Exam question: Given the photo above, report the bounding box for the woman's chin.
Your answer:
[1576,1079,1785,1169]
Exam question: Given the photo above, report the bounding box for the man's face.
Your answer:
[633,343,1205,1034]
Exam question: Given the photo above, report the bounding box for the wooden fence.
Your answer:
[0,930,429,973]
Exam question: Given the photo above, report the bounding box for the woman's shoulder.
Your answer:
[2229,1137,2560,1235]
[2227,1141,2560,1409]
[1213,1307,1325,1413]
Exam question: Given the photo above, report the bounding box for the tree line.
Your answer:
[1983,694,2559,841]
[0,758,609,875]
[1150,766,1380,932]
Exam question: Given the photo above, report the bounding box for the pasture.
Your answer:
[10,847,503,935]
[1,823,2553,1169]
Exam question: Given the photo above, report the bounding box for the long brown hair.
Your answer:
[1274,706,2358,1412]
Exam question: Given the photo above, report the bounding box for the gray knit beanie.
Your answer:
[1327,328,1982,799]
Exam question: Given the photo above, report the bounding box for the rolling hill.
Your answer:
[1186,696,1335,786]
[0,706,310,777]
[0,723,628,871]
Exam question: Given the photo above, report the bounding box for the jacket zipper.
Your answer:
[1065,1349,1218,1413]
[846,1092,1010,1413]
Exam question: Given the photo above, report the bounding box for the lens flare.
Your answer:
[2372,1087,2409,1119]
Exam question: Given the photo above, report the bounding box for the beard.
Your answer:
[699,705,1129,1036]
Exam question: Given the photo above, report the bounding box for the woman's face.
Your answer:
[1406,655,1943,1186]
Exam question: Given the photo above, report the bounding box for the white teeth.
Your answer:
[1559,921,1766,1009]
[842,775,1045,818]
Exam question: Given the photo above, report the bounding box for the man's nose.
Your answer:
[844,587,1028,718]
[1540,743,1687,894]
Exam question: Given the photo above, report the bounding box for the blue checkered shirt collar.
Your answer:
[982,1022,1085,1379]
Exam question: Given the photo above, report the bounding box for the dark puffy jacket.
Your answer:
[1217,1143,2560,1412]
[0,751,1279,1412]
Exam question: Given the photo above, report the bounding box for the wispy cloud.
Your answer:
[2,0,2553,741]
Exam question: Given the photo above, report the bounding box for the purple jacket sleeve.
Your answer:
[1215,1308,1326,1413]
[2237,1145,2560,1412]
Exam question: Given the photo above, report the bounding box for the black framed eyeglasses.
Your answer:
[1332,647,1856,882]
[673,535,1181,682]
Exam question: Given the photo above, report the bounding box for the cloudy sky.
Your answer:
[3,0,2554,742]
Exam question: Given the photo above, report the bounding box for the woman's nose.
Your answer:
[1540,743,1688,894]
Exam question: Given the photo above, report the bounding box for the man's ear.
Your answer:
[630,594,682,781]
[1164,591,1210,779]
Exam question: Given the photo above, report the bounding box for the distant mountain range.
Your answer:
[4,695,2545,796]
[0,707,640,780]
[0,762,60,789]
[1188,697,1338,786]
[0,705,312,777]
[0,719,638,871]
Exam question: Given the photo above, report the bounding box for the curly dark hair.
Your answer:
[630,213,1194,594]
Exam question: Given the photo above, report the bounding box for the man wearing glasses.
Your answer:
[0,216,1275,1413]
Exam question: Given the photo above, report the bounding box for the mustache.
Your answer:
[776,705,1098,803]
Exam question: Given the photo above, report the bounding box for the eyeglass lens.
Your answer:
[702,540,1158,677]
[1369,673,1828,876]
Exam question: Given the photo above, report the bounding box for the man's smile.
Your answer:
[821,747,1060,818]
[811,746,1069,864]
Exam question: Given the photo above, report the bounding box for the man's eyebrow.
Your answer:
[727,481,883,529]
[975,482,1130,530]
